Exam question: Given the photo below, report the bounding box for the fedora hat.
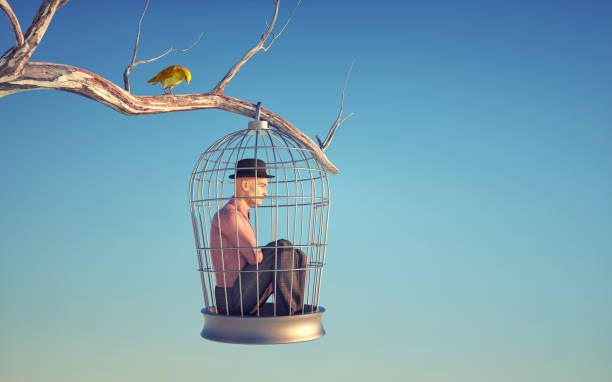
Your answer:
[229,158,275,179]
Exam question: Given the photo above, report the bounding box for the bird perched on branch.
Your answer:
[147,65,191,95]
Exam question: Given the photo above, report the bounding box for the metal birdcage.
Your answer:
[189,111,330,344]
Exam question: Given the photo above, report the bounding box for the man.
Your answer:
[210,158,306,316]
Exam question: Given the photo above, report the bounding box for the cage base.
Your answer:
[200,303,325,344]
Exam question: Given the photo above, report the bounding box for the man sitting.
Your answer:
[210,158,306,316]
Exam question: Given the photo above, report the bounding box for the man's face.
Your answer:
[242,178,268,207]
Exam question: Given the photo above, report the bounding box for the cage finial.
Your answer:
[248,101,269,130]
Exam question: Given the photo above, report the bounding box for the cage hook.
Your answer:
[248,101,269,130]
[255,101,262,121]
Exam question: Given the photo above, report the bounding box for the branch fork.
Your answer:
[0,0,349,175]
[317,60,355,152]
[210,0,301,94]
[123,0,203,92]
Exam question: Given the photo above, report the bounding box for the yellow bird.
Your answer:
[147,65,191,94]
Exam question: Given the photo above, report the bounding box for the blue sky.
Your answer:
[1,1,611,381]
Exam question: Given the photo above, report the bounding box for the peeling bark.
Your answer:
[0,0,341,175]
[0,62,339,174]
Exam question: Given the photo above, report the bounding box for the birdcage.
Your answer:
[189,110,330,344]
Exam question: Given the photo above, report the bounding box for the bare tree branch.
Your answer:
[0,0,343,174]
[124,0,151,92]
[0,0,24,47]
[0,0,62,80]
[210,0,301,94]
[317,60,355,151]
[0,61,339,174]
[262,0,301,52]
[123,0,203,92]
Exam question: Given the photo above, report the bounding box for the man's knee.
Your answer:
[278,248,306,265]
[263,240,306,265]
[263,239,292,250]
[277,239,292,247]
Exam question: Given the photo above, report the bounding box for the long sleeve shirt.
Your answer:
[209,198,262,287]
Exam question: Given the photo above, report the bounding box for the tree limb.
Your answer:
[0,0,62,80]
[210,0,301,94]
[317,60,355,151]
[0,0,24,47]
[0,0,342,174]
[0,62,339,174]
[123,0,203,92]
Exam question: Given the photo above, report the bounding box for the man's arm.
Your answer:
[224,211,263,264]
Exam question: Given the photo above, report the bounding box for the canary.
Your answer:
[147,65,191,94]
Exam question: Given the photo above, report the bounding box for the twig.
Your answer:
[0,0,341,174]
[0,61,340,174]
[123,0,203,92]
[317,60,355,151]
[262,0,301,51]
[211,0,301,94]
[0,0,24,46]
[129,0,150,69]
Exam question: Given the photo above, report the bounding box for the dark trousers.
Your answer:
[215,239,307,316]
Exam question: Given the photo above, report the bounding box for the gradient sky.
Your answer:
[1,1,611,381]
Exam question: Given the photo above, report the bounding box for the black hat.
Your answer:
[229,158,275,179]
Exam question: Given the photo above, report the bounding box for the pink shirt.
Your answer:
[209,198,263,287]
